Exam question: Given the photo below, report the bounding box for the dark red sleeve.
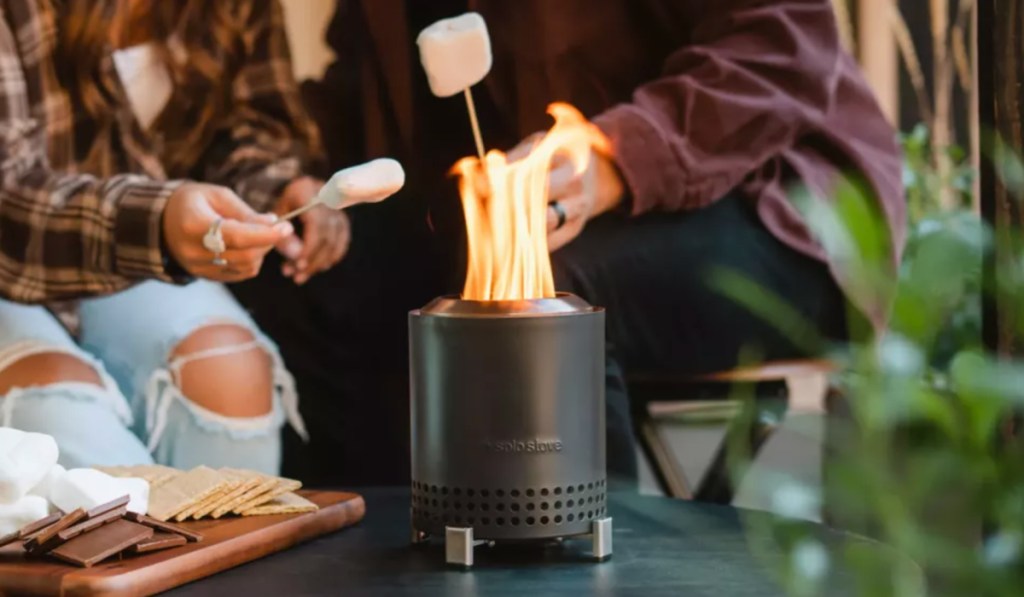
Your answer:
[593,0,843,215]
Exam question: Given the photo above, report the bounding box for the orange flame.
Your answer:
[454,103,610,301]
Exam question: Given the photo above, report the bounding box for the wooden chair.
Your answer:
[629,360,837,503]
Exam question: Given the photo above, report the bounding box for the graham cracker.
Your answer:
[148,466,228,522]
[231,478,302,515]
[210,475,279,519]
[240,492,318,516]
[98,465,180,488]
[191,470,262,520]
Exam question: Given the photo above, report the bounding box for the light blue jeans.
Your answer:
[0,280,305,475]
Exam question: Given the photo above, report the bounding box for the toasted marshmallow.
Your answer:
[0,428,59,504]
[417,12,492,97]
[0,495,48,535]
[50,468,150,515]
[318,158,406,209]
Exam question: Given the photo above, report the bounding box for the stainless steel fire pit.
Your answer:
[409,293,612,567]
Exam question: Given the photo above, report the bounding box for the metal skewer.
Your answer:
[464,87,487,162]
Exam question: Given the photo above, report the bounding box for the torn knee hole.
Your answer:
[169,324,275,418]
[0,352,104,395]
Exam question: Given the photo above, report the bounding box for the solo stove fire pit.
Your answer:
[409,293,611,567]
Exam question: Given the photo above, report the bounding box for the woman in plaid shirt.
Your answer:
[0,0,346,474]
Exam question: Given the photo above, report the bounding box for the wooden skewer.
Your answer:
[464,87,487,162]
[278,201,322,222]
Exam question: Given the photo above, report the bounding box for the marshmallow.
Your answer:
[50,468,150,515]
[318,158,406,209]
[0,428,59,504]
[417,12,492,97]
[29,464,66,501]
[0,495,48,536]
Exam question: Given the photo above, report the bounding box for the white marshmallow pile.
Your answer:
[416,12,493,98]
[0,427,149,534]
[317,158,406,210]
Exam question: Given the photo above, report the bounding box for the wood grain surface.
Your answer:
[0,490,365,597]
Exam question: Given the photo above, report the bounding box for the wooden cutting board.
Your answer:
[0,490,365,597]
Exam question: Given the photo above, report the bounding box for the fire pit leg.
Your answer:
[591,518,613,561]
[445,526,479,568]
[411,528,429,545]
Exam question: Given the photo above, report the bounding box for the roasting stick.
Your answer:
[277,158,406,222]
[464,88,487,162]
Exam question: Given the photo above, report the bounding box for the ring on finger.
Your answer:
[202,218,228,266]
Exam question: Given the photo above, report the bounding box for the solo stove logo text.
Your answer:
[485,439,563,453]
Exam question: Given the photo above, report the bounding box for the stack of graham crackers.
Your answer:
[97,465,318,522]
[0,495,202,568]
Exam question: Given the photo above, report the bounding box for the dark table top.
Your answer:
[169,488,866,597]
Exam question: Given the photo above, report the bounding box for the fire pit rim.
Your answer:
[411,292,602,318]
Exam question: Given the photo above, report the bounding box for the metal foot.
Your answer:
[411,527,429,545]
[445,526,488,568]
[591,517,613,561]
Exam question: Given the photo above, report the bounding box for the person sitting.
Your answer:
[0,0,347,474]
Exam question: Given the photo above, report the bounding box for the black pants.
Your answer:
[231,192,846,487]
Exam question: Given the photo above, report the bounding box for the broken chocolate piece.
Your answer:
[86,495,130,519]
[24,508,87,554]
[49,519,152,568]
[0,511,63,548]
[124,511,203,543]
[127,531,187,554]
[57,505,128,543]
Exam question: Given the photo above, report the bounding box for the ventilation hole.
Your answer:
[467,489,475,497]
[554,515,563,524]
[432,499,438,507]
[540,488,550,496]
[482,504,490,511]
[526,489,535,497]
[567,514,575,522]
[496,489,505,498]
[567,499,574,508]
[577,484,585,492]
[454,516,462,524]
[496,518,505,526]
[554,501,563,509]
[482,517,491,525]
[441,501,448,509]
[467,517,475,524]
[554,487,563,496]
[430,485,437,493]
[567,486,575,494]
[442,487,449,495]
[481,489,490,498]
[511,517,520,526]
[587,497,593,504]
[453,501,461,509]
[467,503,475,511]
[541,502,549,511]
[454,488,462,496]
[511,503,520,512]
[511,489,520,497]
[496,503,505,511]
[587,482,594,490]
[526,503,536,511]
[540,516,550,525]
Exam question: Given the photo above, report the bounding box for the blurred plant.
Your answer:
[712,145,1021,593]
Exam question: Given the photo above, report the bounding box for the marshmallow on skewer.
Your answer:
[0,427,59,504]
[416,12,493,98]
[279,158,405,221]
[50,468,150,515]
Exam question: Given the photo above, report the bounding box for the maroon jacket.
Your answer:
[314,0,904,327]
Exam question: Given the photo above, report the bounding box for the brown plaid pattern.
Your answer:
[0,0,319,303]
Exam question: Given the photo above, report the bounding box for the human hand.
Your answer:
[507,135,625,252]
[162,183,294,282]
[273,176,352,285]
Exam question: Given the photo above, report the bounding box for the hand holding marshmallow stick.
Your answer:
[277,158,406,222]
[417,13,493,162]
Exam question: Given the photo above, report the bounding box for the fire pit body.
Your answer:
[409,293,612,566]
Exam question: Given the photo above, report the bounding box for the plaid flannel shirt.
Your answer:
[0,0,319,304]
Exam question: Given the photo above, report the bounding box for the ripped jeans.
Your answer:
[0,280,305,475]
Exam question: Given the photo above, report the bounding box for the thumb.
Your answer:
[204,186,278,225]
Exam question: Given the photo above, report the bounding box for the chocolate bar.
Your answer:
[0,511,63,547]
[49,519,153,568]
[56,505,128,543]
[124,511,203,542]
[127,531,187,554]
[86,495,130,519]
[24,508,87,554]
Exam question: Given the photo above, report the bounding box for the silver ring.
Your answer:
[550,201,567,230]
[203,218,228,266]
